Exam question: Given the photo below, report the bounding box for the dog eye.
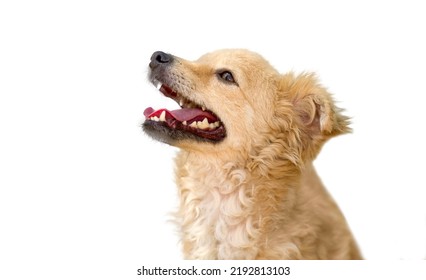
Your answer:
[218,71,236,84]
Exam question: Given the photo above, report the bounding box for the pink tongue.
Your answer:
[143,107,155,117]
[144,107,217,122]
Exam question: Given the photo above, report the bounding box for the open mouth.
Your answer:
[143,81,226,143]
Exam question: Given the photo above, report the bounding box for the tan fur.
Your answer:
[155,49,361,259]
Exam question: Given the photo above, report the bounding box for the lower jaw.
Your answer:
[142,120,226,145]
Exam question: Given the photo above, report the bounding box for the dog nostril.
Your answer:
[151,51,172,64]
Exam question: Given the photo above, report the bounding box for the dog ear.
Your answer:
[283,73,351,137]
[296,93,350,136]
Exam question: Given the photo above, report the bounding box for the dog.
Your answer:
[143,49,361,259]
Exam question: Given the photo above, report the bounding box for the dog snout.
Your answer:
[150,51,173,69]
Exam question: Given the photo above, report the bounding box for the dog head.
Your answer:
[143,49,350,163]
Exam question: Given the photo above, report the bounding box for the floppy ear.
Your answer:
[288,73,351,137]
[296,93,350,136]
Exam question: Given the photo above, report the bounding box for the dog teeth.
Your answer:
[179,99,184,106]
[159,111,166,121]
[149,111,166,122]
[185,119,221,130]
[209,122,220,129]
[155,81,163,90]
[150,112,221,130]
[201,106,206,111]
[197,118,210,129]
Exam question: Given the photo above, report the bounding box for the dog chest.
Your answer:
[176,157,259,259]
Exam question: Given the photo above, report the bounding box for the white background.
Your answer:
[1,0,425,279]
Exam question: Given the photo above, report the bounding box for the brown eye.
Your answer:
[218,71,236,84]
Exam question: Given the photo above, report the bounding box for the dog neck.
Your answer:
[174,149,302,259]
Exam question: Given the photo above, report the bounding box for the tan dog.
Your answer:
[143,49,361,259]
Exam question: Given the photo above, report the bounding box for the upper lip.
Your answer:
[153,79,208,111]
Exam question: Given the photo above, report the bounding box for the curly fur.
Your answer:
[146,49,361,259]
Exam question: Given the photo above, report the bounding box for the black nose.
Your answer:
[150,51,173,68]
